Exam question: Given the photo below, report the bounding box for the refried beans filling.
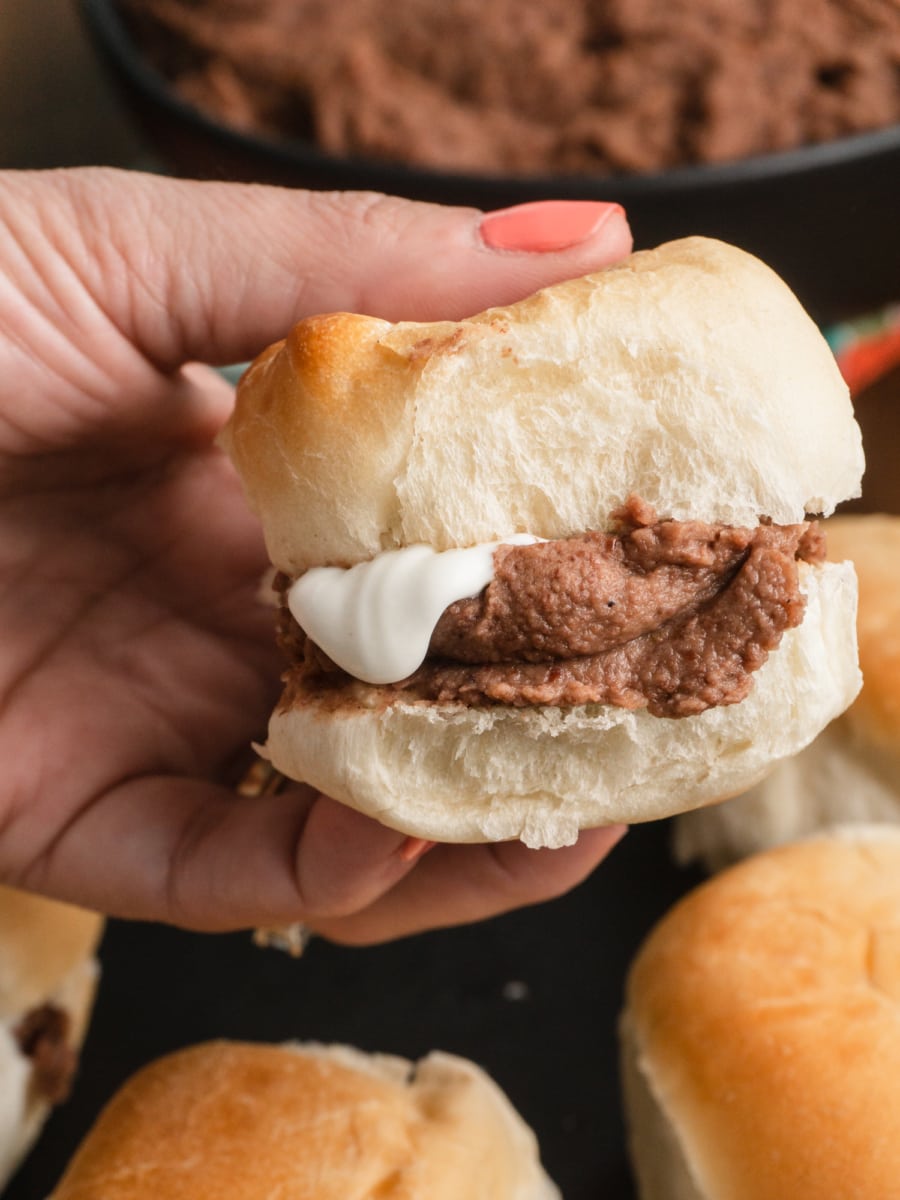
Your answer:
[276,496,825,719]
[14,1004,78,1105]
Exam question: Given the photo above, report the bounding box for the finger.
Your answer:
[19,170,631,370]
[14,778,427,932]
[14,767,625,938]
[291,794,436,918]
[309,824,629,946]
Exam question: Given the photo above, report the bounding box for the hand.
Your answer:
[0,170,630,943]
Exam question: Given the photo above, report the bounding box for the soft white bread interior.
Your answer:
[49,1040,559,1200]
[0,887,103,1189]
[221,236,863,575]
[674,514,900,871]
[265,559,860,847]
[620,825,900,1200]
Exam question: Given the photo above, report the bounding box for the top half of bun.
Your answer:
[0,886,103,1021]
[50,1040,558,1200]
[220,237,863,575]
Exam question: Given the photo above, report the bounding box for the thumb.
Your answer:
[40,170,631,368]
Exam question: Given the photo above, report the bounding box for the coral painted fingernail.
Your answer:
[398,837,437,863]
[480,200,624,252]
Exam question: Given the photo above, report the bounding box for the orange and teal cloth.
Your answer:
[827,306,900,397]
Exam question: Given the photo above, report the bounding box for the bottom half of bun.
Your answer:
[264,562,860,848]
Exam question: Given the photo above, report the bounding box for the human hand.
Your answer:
[0,170,630,943]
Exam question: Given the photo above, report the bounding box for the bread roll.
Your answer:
[674,513,900,871]
[0,886,103,1188]
[49,1040,559,1199]
[621,825,900,1200]
[221,237,863,847]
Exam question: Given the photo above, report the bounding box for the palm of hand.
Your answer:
[0,334,278,911]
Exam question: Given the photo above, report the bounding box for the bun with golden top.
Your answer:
[49,1040,559,1200]
[621,825,900,1200]
[221,237,863,848]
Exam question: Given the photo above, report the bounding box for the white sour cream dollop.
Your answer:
[288,535,541,685]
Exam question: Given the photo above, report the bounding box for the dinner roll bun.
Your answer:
[49,1040,559,1200]
[674,514,900,871]
[620,825,900,1200]
[221,237,863,847]
[0,887,103,1188]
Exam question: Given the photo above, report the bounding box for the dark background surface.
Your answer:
[0,2,142,171]
[2,4,898,1196]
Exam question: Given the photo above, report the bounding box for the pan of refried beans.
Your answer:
[276,496,825,720]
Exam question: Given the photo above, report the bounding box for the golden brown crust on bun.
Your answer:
[49,1040,559,1200]
[621,826,900,1200]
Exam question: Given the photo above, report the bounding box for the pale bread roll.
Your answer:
[620,825,900,1200]
[674,514,900,871]
[0,887,103,1188]
[221,237,863,846]
[49,1040,559,1200]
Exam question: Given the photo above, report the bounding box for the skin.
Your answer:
[0,169,630,944]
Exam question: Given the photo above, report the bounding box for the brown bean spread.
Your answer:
[14,1004,77,1105]
[120,0,900,176]
[277,498,825,719]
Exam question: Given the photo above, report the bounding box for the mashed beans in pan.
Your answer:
[120,0,900,175]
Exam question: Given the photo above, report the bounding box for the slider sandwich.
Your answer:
[0,887,102,1188]
[48,1040,559,1199]
[221,237,864,848]
[620,826,900,1199]
[674,513,900,871]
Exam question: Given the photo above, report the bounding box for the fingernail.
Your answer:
[398,837,437,863]
[480,200,624,253]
